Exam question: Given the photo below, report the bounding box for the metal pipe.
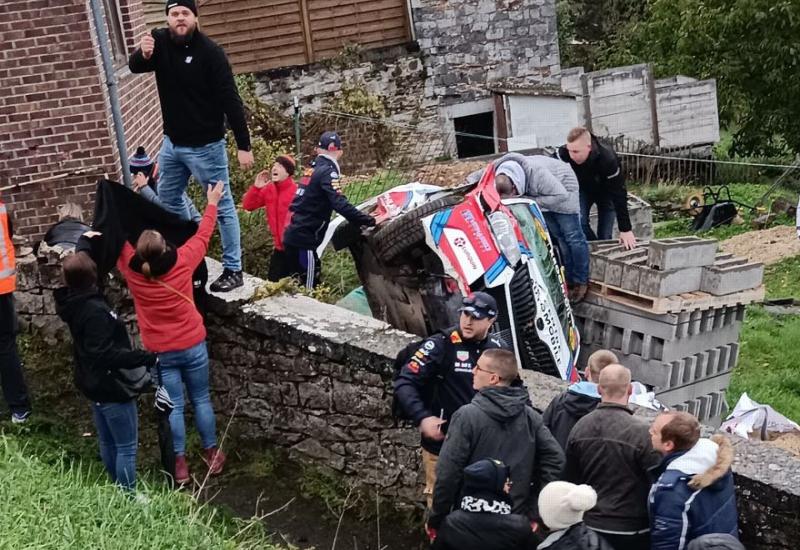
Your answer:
[88,0,132,188]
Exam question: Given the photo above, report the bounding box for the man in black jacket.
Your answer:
[282,131,375,288]
[394,292,506,507]
[543,349,617,450]
[554,127,636,249]
[429,349,564,531]
[564,364,661,550]
[128,0,252,293]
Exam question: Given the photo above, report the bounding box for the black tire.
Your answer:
[369,195,461,263]
[508,264,561,377]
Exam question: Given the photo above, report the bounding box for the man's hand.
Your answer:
[254,170,270,189]
[419,416,446,441]
[132,172,149,192]
[207,181,225,206]
[140,33,155,60]
[425,523,438,542]
[619,230,637,250]
[238,150,254,170]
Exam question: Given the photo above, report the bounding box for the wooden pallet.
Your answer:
[587,281,765,314]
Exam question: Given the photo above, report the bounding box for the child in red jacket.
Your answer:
[242,155,297,281]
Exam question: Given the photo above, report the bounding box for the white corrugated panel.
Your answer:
[507,95,578,151]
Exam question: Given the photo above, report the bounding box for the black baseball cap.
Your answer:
[318,131,342,151]
[460,291,498,320]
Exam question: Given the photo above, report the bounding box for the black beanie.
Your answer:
[462,459,510,497]
[166,0,197,16]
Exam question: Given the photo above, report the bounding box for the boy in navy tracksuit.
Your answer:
[282,131,376,288]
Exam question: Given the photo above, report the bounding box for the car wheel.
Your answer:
[369,195,461,264]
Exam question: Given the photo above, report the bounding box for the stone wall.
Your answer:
[12,250,800,546]
[411,0,561,104]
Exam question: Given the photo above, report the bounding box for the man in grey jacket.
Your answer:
[428,349,565,531]
[468,153,590,303]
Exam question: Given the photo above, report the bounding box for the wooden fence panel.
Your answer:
[195,0,410,74]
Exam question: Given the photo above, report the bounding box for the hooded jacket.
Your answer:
[242,176,297,251]
[542,382,601,450]
[282,155,375,250]
[55,287,155,403]
[467,153,580,214]
[537,523,615,550]
[430,386,565,528]
[649,435,739,550]
[564,403,661,533]
[554,134,631,232]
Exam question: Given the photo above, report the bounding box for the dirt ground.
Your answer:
[767,432,800,457]
[720,225,800,265]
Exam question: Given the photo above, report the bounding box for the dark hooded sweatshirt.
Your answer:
[429,386,565,528]
[542,381,601,450]
[55,287,155,403]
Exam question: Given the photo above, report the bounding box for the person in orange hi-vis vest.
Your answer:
[0,196,32,424]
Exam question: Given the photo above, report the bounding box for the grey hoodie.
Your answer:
[430,386,565,527]
[467,153,581,214]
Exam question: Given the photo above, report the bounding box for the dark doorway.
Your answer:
[454,111,495,158]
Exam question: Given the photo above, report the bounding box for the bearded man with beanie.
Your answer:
[432,459,542,550]
[129,0,252,293]
[537,482,614,550]
[242,155,298,281]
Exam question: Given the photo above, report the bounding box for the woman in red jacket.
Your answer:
[117,182,225,486]
[241,155,297,281]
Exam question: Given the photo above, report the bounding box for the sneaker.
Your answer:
[11,411,30,424]
[209,269,243,293]
[175,455,190,485]
[570,283,588,305]
[202,447,226,476]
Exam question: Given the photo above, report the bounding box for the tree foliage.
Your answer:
[600,0,800,156]
[557,0,647,70]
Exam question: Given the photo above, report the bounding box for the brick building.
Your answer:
[0,0,162,241]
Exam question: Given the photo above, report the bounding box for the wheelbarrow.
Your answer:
[691,185,754,232]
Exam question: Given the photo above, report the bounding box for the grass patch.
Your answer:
[728,307,800,423]
[729,254,800,423]
[0,432,283,550]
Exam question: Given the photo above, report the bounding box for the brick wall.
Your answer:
[0,0,161,242]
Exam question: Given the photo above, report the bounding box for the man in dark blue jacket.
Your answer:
[282,131,376,288]
[648,412,739,550]
[394,292,506,508]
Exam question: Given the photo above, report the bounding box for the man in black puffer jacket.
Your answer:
[433,458,540,550]
[429,349,564,531]
[56,249,156,492]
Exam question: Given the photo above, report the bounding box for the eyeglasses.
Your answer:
[474,364,501,379]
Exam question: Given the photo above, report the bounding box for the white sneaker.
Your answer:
[11,411,30,424]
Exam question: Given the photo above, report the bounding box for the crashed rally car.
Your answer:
[320,165,580,381]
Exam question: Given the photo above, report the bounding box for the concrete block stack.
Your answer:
[574,237,765,423]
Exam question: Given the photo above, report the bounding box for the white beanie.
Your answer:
[538,481,598,530]
[496,161,526,195]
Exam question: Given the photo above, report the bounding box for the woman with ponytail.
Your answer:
[117,181,225,486]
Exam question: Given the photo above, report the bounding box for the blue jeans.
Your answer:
[579,191,616,241]
[158,341,217,455]
[93,400,138,491]
[158,135,242,271]
[543,211,590,285]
